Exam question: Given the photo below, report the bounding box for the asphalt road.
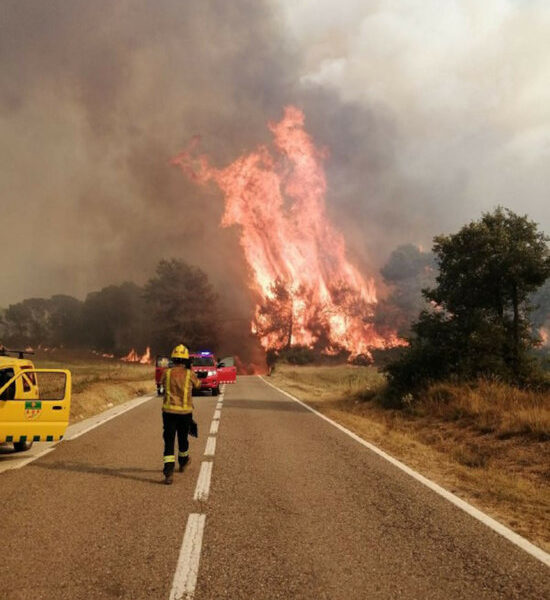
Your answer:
[0,376,548,599]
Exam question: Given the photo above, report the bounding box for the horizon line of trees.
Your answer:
[0,259,221,356]
[2,208,549,383]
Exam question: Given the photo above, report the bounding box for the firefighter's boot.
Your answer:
[163,455,175,484]
[179,456,191,473]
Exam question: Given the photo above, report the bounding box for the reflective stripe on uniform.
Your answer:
[178,450,189,458]
[163,455,176,463]
[183,369,191,410]
[163,369,171,407]
[162,367,194,413]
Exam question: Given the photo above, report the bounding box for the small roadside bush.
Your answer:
[279,345,316,365]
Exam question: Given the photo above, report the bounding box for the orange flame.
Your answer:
[139,346,152,364]
[540,327,549,346]
[121,347,152,364]
[173,106,404,356]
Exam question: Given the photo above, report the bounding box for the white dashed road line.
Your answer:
[204,436,216,457]
[194,461,213,501]
[169,513,206,600]
[1,393,156,473]
[170,389,225,598]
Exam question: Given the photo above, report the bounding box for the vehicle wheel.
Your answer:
[13,441,33,452]
[212,387,219,396]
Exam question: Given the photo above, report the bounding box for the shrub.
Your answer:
[280,345,316,365]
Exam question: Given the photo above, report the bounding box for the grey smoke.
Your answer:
[1,0,549,318]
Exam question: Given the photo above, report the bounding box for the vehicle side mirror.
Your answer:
[217,362,225,368]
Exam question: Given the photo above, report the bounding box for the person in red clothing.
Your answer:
[161,344,201,485]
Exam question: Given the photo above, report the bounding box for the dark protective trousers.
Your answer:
[162,411,192,475]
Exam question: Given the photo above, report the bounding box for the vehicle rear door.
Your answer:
[0,369,72,443]
[217,356,237,383]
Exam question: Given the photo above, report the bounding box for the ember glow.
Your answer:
[173,107,404,356]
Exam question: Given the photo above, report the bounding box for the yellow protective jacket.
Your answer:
[161,367,201,414]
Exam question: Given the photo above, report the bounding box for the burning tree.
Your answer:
[254,278,379,357]
[254,279,294,350]
[173,106,404,358]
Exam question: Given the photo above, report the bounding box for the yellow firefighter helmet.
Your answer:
[171,344,189,360]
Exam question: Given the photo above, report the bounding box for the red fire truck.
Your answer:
[155,351,236,396]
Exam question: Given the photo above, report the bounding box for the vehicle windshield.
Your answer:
[192,356,215,367]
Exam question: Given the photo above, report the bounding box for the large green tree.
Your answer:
[144,259,220,353]
[48,295,84,347]
[2,298,51,346]
[1,295,83,348]
[82,282,149,354]
[387,208,550,392]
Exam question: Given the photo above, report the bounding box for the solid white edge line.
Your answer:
[194,461,213,501]
[209,420,219,435]
[259,375,550,568]
[66,393,155,441]
[169,513,206,600]
[204,436,216,457]
[1,392,157,471]
[213,409,221,420]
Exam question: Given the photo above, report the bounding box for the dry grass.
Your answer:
[34,356,153,422]
[421,380,550,440]
[270,364,384,401]
[270,364,550,553]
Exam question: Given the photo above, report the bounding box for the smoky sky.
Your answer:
[1,0,549,309]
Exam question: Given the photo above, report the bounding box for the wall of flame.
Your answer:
[174,107,404,356]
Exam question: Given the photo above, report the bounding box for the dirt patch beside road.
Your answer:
[270,364,550,553]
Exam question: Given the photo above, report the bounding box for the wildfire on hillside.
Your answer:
[121,347,152,364]
[539,327,549,347]
[173,107,405,358]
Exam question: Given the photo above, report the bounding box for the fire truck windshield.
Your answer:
[192,356,215,367]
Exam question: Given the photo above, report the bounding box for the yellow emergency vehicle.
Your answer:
[0,349,71,452]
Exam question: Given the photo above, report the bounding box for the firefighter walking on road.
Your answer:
[161,344,201,485]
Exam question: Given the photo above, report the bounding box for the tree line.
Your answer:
[257,208,550,392]
[386,208,550,397]
[0,259,221,356]
[2,208,549,386]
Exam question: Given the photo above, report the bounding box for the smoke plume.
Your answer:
[1,0,549,337]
